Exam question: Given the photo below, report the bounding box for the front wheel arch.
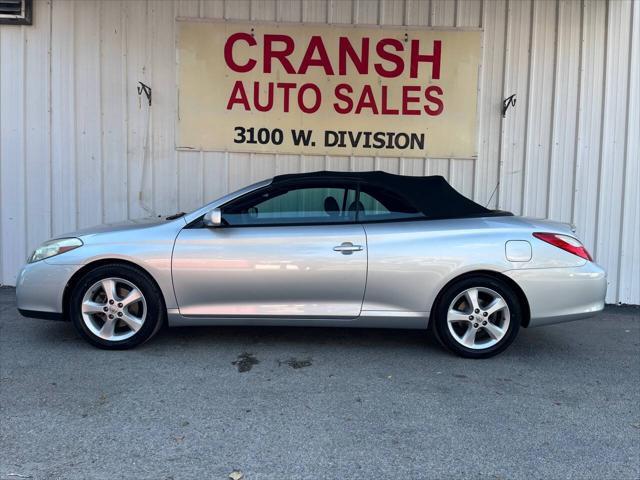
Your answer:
[62,259,167,321]
[429,270,531,328]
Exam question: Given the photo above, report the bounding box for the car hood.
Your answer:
[57,216,184,239]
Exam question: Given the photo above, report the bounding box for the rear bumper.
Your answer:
[16,260,81,317]
[504,262,607,327]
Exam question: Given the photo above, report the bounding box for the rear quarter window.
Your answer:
[357,186,424,222]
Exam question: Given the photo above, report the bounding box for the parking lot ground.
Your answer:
[1,286,639,480]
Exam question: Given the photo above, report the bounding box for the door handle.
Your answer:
[333,242,363,255]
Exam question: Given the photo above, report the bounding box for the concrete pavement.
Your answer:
[1,287,638,479]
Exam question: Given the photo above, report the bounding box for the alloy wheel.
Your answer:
[80,277,147,342]
[446,287,510,350]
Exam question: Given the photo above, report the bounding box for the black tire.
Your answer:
[69,264,165,349]
[430,275,521,359]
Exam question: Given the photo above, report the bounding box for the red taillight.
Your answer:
[533,232,593,261]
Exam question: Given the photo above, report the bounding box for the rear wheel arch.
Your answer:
[62,259,167,319]
[430,270,531,328]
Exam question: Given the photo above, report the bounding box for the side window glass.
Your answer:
[357,186,423,221]
[222,184,357,226]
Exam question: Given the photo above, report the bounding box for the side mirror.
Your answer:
[203,208,223,227]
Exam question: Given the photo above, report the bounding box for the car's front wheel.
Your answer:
[431,275,521,358]
[69,264,165,349]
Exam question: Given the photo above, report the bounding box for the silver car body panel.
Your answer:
[165,308,430,329]
[22,219,186,310]
[172,224,367,317]
[16,180,273,314]
[504,262,606,326]
[16,261,81,313]
[16,178,607,329]
[360,216,586,316]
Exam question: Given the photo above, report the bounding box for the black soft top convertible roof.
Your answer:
[272,170,495,219]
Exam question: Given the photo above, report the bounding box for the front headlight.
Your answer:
[28,238,83,263]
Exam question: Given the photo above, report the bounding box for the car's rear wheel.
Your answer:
[431,275,521,358]
[69,264,164,349]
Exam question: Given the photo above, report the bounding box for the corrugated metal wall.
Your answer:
[0,0,638,304]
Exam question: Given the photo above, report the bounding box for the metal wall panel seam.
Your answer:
[456,2,482,200]
[615,0,638,303]
[521,0,556,218]
[99,0,105,225]
[25,0,53,257]
[519,0,534,216]
[143,0,155,215]
[121,0,129,222]
[544,0,561,220]
[592,0,609,262]
[0,18,3,282]
[48,0,54,245]
[432,0,457,188]
[0,24,27,283]
[151,0,180,215]
[22,23,28,269]
[71,0,78,232]
[499,0,532,215]
[572,0,606,260]
[568,0,585,227]
[453,0,459,27]
[617,0,640,303]
[474,0,507,209]
[74,0,103,229]
[597,0,632,302]
[50,0,76,236]
[20,23,27,274]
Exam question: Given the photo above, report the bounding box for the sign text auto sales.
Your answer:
[225,33,444,117]
[178,21,481,158]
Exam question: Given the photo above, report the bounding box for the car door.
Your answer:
[172,180,367,318]
[354,183,433,314]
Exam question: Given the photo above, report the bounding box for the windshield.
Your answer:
[186,178,273,219]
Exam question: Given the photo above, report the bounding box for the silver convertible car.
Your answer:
[17,171,606,358]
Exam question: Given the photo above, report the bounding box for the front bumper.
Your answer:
[504,262,607,327]
[16,260,81,319]
[18,309,65,321]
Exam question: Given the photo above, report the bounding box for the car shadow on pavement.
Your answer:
[20,314,570,358]
[155,323,439,352]
[7,297,616,362]
[24,314,454,356]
